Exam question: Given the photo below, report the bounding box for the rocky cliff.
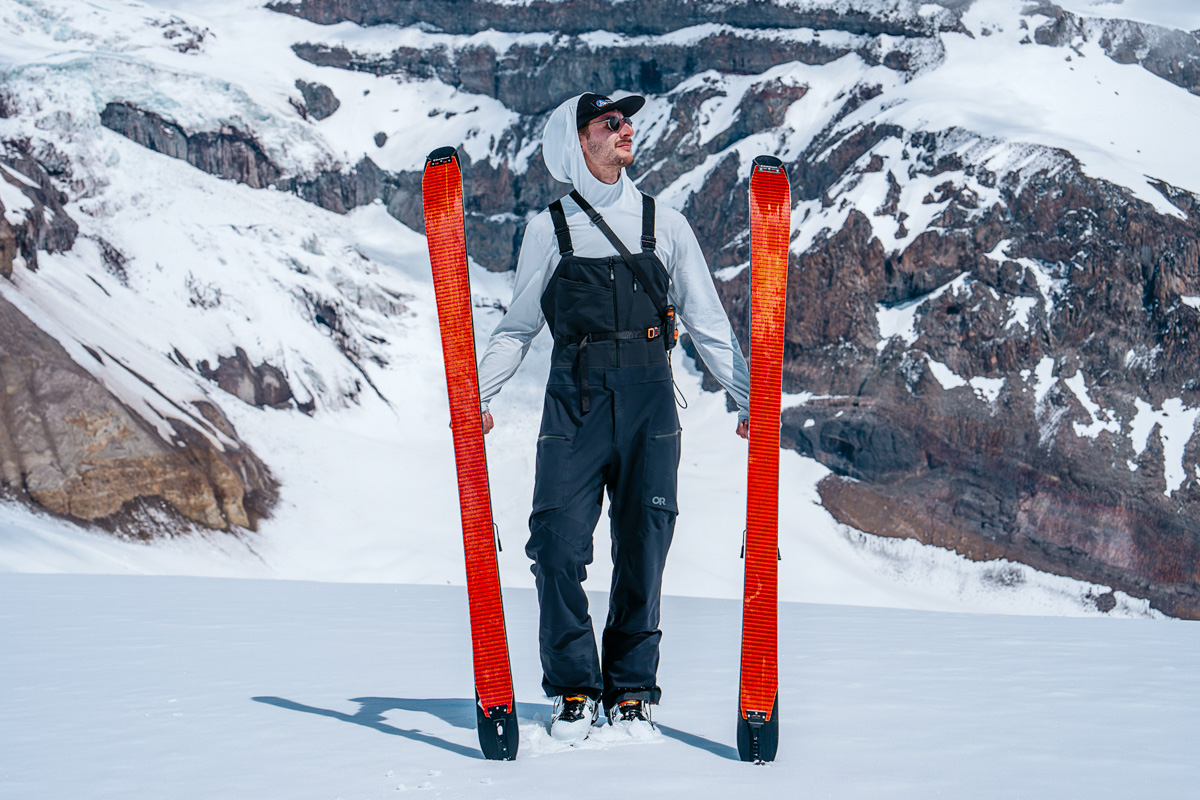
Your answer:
[0,290,276,533]
[2,120,276,535]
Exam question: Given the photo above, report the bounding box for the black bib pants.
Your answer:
[527,195,680,710]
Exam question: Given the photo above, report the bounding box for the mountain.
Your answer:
[2,0,1199,617]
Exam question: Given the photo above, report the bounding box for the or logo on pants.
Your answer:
[651,496,667,506]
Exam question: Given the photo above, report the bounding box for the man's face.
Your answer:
[578,111,634,173]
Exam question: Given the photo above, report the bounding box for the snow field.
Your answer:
[0,574,1196,799]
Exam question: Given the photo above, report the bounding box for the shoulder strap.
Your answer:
[640,192,656,252]
[547,199,573,255]
[568,190,669,313]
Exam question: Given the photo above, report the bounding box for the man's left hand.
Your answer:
[736,419,749,440]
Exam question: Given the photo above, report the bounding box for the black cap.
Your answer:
[576,93,646,128]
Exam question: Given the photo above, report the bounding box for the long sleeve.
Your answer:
[476,211,557,411]
[660,207,751,422]
[477,187,750,422]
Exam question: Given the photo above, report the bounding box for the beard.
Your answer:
[584,132,634,170]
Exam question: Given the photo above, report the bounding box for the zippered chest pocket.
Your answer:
[549,276,615,337]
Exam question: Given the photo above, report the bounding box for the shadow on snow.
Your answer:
[252,695,483,759]
[252,696,738,760]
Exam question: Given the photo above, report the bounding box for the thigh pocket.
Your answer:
[532,433,573,513]
[643,429,681,514]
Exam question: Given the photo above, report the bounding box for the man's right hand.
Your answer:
[482,410,495,434]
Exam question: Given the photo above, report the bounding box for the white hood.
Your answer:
[542,94,640,209]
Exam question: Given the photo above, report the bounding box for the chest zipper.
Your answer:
[610,259,620,367]
[609,260,618,325]
[626,275,638,328]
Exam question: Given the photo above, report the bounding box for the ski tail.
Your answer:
[423,146,518,761]
[476,691,520,761]
[737,154,790,764]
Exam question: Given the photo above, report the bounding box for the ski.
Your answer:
[423,146,519,761]
[737,154,790,764]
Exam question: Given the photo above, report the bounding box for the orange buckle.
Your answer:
[647,326,660,339]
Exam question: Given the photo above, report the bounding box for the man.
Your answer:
[476,92,751,741]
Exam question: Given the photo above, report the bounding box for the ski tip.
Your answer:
[426,146,458,167]
[752,154,785,174]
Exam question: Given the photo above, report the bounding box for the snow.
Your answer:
[870,0,1200,215]
[1033,355,1058,404]
[0,164,37,224]
[1006,295,1037,330]
[1,574,1196,798]
[926,356,968,390]
[1063,370,1121,439]
[876,272,968,350]
[1129,398,1200,496]
[1057,0,1200,31]
[921,356,1004,405]
[969,375,1005,404]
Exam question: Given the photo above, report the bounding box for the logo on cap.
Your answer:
[595,98,613,107]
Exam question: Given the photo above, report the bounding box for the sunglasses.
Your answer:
[585,115,634,132]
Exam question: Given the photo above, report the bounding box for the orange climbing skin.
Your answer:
[738,158,790,723]
[423,151,515,718]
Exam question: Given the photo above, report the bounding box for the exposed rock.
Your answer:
[387,150,560,272]
[772,128,1200,618]
[156,17,210,54]
[295,79,341,120]
[197,348,298,411]
[0,294,277,532]
[91,236,129,286]
[269,0,949,37]
[285,156,392,214]
[374,131,387,147]
[273,0,950,273]
[291,29,905,117]
[100,102,282,188]
[99,102,395,216]
[0,218,13,278]
[1,143,79,274]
